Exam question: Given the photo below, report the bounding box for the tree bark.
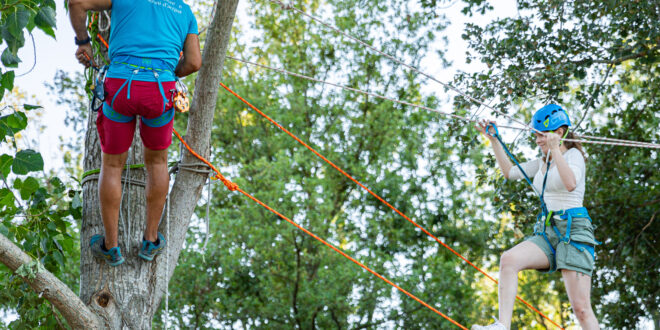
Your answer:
[0,233,100,328]
[79,1,239,328]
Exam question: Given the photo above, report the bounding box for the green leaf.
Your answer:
[23,104,42,110]
[0,223,8,236]
[0,112,28,137]
[5,6,30,39]
[52,250,64,268]
[1,48,21,68]
[49,177,64,193]
[40,237,48,254]
[71,191,82,209]
[12,149,44,175]
[0,188,15,206]
[19,176,39,199]
[1,70,15,90]
[6,111,28,129]
[34,7,56,30]
[52,237,63,254]
[38,24,55,38]
[0,154,13,178]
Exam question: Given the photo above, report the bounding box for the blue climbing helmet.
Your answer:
[531,104,571,132]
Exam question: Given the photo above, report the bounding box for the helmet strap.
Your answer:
[559,128,569,146]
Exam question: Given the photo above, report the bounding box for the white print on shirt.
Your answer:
[147,0,183,14]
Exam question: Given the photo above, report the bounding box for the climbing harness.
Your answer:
[99,55,176,127]
[486,122,600,267]
[533,207,598,261]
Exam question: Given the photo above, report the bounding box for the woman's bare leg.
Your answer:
[498,241,550,329]
[561,270,599,329]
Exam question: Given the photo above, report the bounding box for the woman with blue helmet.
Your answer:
[472,104,600,329]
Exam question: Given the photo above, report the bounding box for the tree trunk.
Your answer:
[79,1,239,328]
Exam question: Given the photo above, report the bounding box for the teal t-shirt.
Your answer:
[106,0,198,82]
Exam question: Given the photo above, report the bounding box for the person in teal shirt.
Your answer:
[69,0,202,266]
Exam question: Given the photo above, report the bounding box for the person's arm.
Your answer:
[476,121,514,178]
[68,0,112,67]
[546,133,577,191]
[175,34,202,77]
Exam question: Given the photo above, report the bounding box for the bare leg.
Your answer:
[561,270,599,329]
[98,152,129,249]
[143,147,169,242]
[498,241,550,329]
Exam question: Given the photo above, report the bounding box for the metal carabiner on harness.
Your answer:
[171,79,190,113]
[89,65,108,112]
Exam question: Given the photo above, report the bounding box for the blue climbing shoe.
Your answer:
[90,234,125,266]
[138,232,166,261]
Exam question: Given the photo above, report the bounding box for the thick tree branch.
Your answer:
[0,233,100,329]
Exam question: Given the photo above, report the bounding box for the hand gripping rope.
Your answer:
[485,123,550,215]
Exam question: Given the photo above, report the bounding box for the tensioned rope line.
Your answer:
[265,1,660,150]
[267,0,535,131]
[218,82,564,329]
[228,56,660,149]
[171,129,468,329]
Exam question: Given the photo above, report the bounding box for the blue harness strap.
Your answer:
[100,56,174,128]
[535,207,599,260]
[487,123,550,214]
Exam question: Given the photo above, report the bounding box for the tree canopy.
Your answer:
[1,0,658,329]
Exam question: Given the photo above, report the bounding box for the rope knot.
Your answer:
[215,174,238,191]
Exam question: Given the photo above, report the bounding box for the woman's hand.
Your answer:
[475,120,497,141]
[545,131,561,150]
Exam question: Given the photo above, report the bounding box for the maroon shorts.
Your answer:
[96,77,176,154]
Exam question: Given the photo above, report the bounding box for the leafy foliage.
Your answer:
[161,0,503,328]
[0,1,83,328]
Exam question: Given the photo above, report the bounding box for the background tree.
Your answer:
[164,0,502,328]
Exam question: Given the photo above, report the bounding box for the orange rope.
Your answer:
[171,128,467,329]
[172,129,238,191]
[87,13,97,30]
[97,33,109,49]
[218,82,564,329]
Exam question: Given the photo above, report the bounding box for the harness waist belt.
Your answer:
[534,207,600,260]
[110,55,174,72]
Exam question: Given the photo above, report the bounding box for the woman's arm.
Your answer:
[547,133,577,191]
[476,121,514,178]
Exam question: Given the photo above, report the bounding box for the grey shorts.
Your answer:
[526,216,597,277]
